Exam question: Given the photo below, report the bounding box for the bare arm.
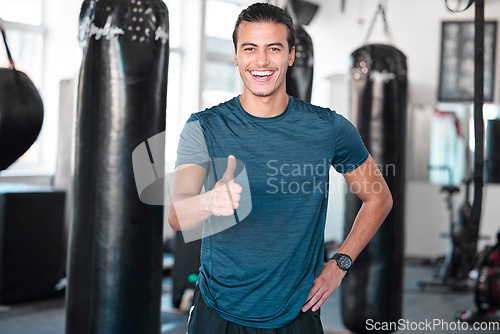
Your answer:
[336,154,393,260]
[302,154,392,312]
[167,163,210,231]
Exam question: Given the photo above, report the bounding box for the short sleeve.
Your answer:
[175,114,210,170]
[332,112,369,174]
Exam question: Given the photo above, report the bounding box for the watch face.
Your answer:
[337,255,352,270]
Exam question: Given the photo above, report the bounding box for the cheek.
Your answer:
[278,55,291,67]
[281,60,291,72]
[238,66,248,79]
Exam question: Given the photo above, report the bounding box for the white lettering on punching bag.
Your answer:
[154,26,169,44]
[89,17,125,40]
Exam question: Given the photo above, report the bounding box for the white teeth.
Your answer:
[251,70,273,77]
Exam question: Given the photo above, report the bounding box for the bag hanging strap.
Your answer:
[364,2,394,46]
[0,18,16,70]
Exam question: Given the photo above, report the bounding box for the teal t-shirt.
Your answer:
[175,95,368,328]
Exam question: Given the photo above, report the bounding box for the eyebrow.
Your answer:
[240,42,285,48]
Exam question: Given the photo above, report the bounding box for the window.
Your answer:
[165,0,247,171]
[0,0,43,25]
[165,0,181,49]
[469,104,500,153]
[163,0,185,171]
[202,0,243,109]
[429,105,467,186]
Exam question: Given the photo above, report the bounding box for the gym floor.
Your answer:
[0,261,499,334]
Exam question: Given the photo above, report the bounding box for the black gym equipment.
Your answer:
[290,0,319,26]
[453,1,497,324]
[171,232,201,309]
[0,24,43,171]
[485,119,500,183]
[470,0,484,288]
[474,232,500,313]
[65,1,169,333]
[419,0,486,294]
[286,24,314,103]
[469,0,486,284]
[0,185,66,304]
[342,4,407,333]
[284,0,315,103]
[457,231,500,323]
[419,177,475,290]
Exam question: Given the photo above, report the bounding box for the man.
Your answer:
[169,3,392,333]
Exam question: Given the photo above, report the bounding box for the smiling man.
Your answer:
[169,3,393,333]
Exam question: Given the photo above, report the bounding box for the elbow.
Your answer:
[384,190,393,216]
[168,204,181,231]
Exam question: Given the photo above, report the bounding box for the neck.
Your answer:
[239,90,289,118]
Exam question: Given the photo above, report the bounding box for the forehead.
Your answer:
[236,21,289,46]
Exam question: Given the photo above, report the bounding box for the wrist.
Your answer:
[330,253,353,272]
[202,190,214,215]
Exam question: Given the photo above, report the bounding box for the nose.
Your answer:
[255,49,269,67]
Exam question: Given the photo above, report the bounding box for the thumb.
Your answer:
[221,155,237,182]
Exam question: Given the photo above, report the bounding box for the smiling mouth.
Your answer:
[250,70,275,80]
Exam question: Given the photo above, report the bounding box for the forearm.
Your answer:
[169,158,241,231]
[168,191,212,231]
[337,196,392,261]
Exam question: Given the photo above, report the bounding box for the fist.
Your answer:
[209,155,242,216]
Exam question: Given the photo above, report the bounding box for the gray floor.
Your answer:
[1,262,499,334]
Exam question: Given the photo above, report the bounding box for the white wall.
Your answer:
[405,181,500,257]
[308,0,500,257]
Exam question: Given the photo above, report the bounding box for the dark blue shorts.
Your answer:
[187,284,324,334]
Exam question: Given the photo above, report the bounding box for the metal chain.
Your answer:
[364,2,394,46]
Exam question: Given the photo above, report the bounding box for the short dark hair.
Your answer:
[232,2,295,53]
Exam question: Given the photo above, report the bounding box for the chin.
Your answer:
[250,88,274,97]
[254,91,272,97]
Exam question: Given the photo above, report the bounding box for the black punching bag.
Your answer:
[485,119,500,183]
[66,1,169,333]
[286,25,313,102]
[342,44,407,333]
[0,28,43,170]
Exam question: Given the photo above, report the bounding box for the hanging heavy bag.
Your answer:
[65,1,169,333]
[342,4,407,333]
[284,1,315,103]
[286,24,314,103]
[0,23,43,171]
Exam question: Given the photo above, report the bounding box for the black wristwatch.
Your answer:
[330,253,353,272]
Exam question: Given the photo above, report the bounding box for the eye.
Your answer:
[244,47,255,52]
[269,47,280,52]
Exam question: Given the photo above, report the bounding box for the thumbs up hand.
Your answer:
[209,155,243,216]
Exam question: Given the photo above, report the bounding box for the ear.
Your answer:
[288,46,295,67]
[234,50,238,66]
